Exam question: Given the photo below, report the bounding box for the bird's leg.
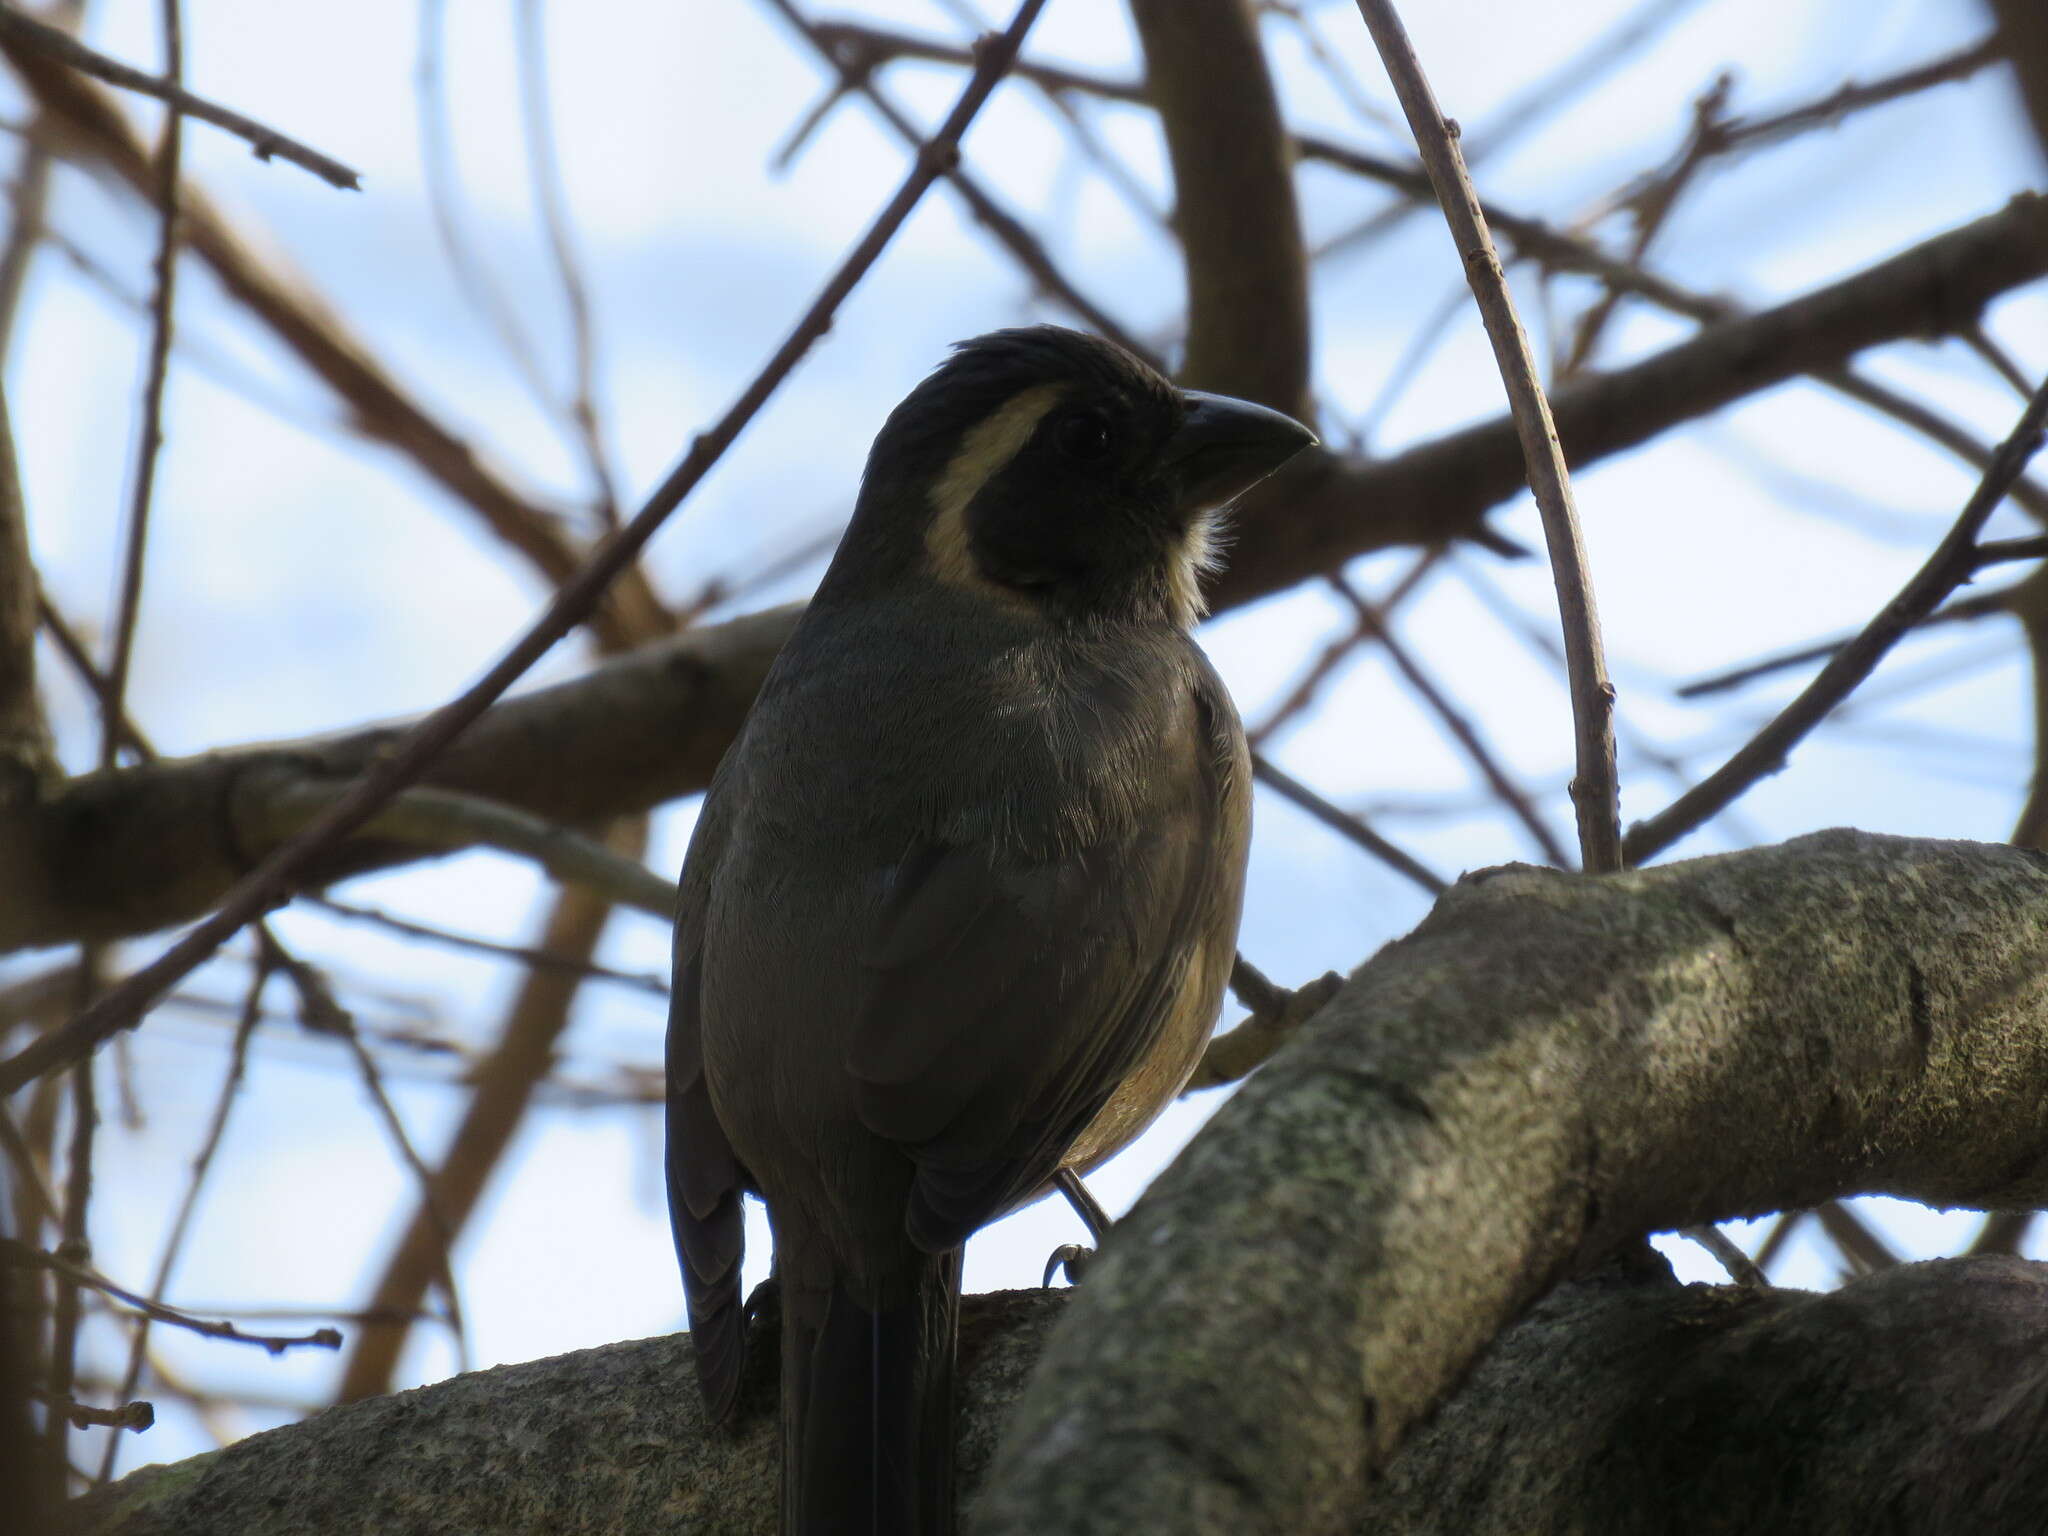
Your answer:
[1043,1168,1111,1286]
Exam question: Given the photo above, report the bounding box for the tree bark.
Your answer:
[58,831,2048,1533]
[978,830,2048,1533]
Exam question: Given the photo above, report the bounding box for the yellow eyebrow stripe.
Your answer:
[924,383,1065,592]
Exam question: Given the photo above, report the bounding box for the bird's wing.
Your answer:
[666,804,748,1420]
[848,689,1239,1253]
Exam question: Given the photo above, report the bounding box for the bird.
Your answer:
[666,324,1315,1535]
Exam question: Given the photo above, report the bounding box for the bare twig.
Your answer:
[1561,73,1730,376]
[1976,534,2048,568]
[1625,376,2048,864]
[0,32,668,650]
[0,0,1049,1094]
[412,0,555,429]
[1249,549,1443,745]
[98,0,184,772]
[1191,958,1346,1090]
[335,820,646,1403]
[1297,148,2048,526]
[35,593,154,758]
[1250,752,1447,896]
[1713,35,2001,158]
[45,1393,152,1433]
[515,0,621,529]
[309,895,669,997]
[1352,0,1622,872]
[1675,589,2013,699]
[95,955,267,1484]
[1750,1210,1803,1276]
[770,0,1146,361]
[44,977,99,1500]
[1327,575,1572,866]
[250,778,678,917]
[0,2,360,189]
[1961,322,2038,400]
[1814,1201,1901,1276]
[1677,1223,1767,1287]
[0,1239,343,1353]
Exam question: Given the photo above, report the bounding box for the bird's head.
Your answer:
[824,327,1316,630]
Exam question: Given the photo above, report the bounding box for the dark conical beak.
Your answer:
[1162,390,1318,514]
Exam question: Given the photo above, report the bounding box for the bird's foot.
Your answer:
[1043,1243,1093,1287]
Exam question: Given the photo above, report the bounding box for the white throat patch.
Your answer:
[924,383,1065,592]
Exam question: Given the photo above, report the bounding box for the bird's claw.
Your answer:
[1042,1243,1093,1287]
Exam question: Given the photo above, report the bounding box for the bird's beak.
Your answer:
[1162,391,1318,515]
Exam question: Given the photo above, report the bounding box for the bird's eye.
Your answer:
[1055,411,1113,461]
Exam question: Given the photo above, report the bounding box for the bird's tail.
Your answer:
[780,1244,963,1536]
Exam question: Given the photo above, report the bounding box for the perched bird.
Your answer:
[667,325,1314,1534]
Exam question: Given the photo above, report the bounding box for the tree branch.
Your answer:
[0,2,360,189]
[977,830,2048,1532]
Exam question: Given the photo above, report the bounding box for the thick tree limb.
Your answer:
[64,1252,2048,1533]
[977,830,2048,1533]
[62,832,2048,1533]
[1127,0,1312,421]
[0,604,794,954]
[1370,1249,2048,1534]
[1215,192,2048,605]
[4,197,2047,957]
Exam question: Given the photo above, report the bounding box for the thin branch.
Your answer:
[250,779,679,917]
[514,0,621,529]
[0,31,668,650]
[1713,34,2002,157]
[0,2,360,189]
[1675,589,2013,699]
[1191,958,1346,1091]
[1297,147,2048,526]
[412,0,555,432]
[1750,1210,1803,1276]
[1249,548,1442,745]
[335,821,646,1403]
[34,593,155,758]
[43,1392,152,1433]
[1976,534,2048,567]
[1352,0,1621,872]
[770,0,1148,361]
[1813,1201,1901,1275]
[43,984,98,1501]
[95,954,267,1485]
[1249,752,1447,896]
[0,378,53,797]
[1625,376,2048,864]
[1677,1222,1767,1287]
[1961,321,2038,400]
[1327,574,1573,866]
[98,0,183,772]
[0,1239,343,1353]
[309,895,669,997]
[0,0,1049,1094]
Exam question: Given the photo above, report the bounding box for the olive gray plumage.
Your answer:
[666,326,1314,1535]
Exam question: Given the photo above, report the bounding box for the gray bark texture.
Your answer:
[60,831,2048,1533]
[977,830,2048,1532]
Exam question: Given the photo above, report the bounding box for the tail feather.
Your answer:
[781,1248,962,1536]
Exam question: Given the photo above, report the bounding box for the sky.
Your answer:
[4,0,2044,1481]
